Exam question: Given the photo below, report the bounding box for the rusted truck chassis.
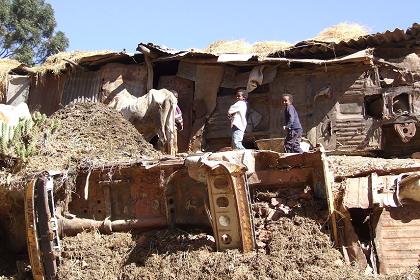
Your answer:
[24,149,420,279]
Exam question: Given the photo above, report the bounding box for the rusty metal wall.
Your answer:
[100,63,147,99]
[382,124,420,156]
[375,206,420,274]
[61,70,102,106]
[28,73,67,115]
[29,63,148,114]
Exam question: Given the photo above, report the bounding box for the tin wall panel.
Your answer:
[6,75,30,105]
[375,206,420,274]
[61,70,102,106]
[28,73,67,115]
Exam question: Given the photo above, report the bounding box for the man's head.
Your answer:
[236,88,248,101]
[282,94,293,106]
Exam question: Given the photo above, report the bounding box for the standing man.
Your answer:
[228,89,248,150]
[282,94,303,153]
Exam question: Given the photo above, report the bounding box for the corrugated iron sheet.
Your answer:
[375,205,420,274]
[61,70,102,106]
[271,23,419,59]
[139,23,418,62]
[28,73,66,115]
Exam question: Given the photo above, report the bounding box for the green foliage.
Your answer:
[0,0,69,64]
[0,111,59,163]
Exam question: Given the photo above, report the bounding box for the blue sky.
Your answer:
[46,0,419,53]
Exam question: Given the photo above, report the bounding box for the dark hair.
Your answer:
[282,94,293,103]
[236,88,248,99]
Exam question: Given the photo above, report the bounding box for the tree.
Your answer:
[0,0,69,64]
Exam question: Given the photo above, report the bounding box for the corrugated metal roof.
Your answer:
[76,52,142,67]
[140,42,372,66]
[271,23,419,59]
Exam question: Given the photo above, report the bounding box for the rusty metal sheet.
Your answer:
[25,180,44,280]
[375,206,420,274]
[207,163,255,252]
[165,169,209,226]
[61,70,102,105]
[100,63,147,99]
[382,124,420,156]
[28,73,67,115]
[247,167,313,187]
[273,23,418,59]
[343,177,370,209]
[68,166,169,224]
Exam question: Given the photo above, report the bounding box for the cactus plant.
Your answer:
[0,111,60,168]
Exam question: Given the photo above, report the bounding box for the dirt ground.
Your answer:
[328,155,420,178]
[55,187,420,280]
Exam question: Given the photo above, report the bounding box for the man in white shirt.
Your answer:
[228,89,248,149]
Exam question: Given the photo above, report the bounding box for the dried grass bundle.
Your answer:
[252,41,292,56]
[312,22,369,43]
[34,50,114,76]
[204,40,292,56]
[0,59,23,97]
[204,40,252,54]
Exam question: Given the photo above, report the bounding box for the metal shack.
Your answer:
[27,23,420,156]
[0,59,32,105]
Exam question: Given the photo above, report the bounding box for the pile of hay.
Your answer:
[204,40,291,56]
[23,102,159,174]
[34,50,114,76]
[312,23,369,43]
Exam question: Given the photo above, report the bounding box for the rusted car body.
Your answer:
[25,149,334,279]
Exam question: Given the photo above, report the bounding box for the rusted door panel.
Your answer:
[165,169,209,226]
[68,167,169,222]
[375,206,420,274]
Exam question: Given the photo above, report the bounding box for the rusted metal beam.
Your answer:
[247,167,313,186]
[58,216,167,236]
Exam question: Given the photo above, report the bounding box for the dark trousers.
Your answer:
[284,128,303,153]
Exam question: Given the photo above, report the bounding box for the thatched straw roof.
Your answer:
[312,23,369,43]
[33,50,114,76]
[0,58,22,83]
[0,58,25,99]
[203,40,292,56]
[252,41,292,56]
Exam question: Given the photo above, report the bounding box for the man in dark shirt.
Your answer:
[282,94,303,153]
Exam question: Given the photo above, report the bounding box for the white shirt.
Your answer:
[228,100,247,131]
